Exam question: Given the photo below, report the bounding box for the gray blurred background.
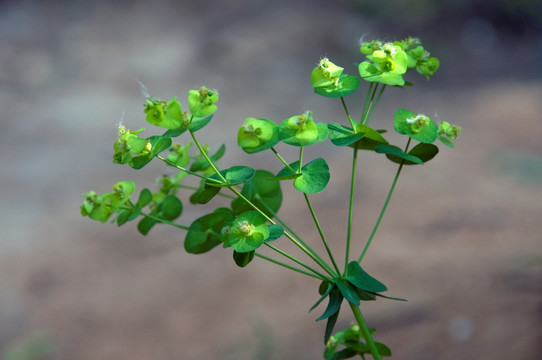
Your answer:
[1,0,542,359]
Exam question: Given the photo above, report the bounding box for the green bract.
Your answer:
[80,181,135,223]
[311,58,344,88]
[227,211,269,253]
[188,86,219,117]
[279,111,328,146]
[144,96,183,129]
[397,37,440,80]
[438,121,461,144]
[113,126,147,164]
[311,58,360,98]
[394,109,438,143]
[237,117,280,154]
[359,42,408,86]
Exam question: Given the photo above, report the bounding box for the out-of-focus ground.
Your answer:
[1,0,542,359]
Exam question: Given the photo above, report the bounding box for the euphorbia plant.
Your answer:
[81,37,461,359]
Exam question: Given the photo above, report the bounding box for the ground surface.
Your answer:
[1,1,541,359]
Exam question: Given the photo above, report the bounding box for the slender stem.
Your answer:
[361,83,378,125]
[157,155,221,183]
[345,147,358,269]
[257,246,331,281]
[271,147,297,174]
[255,194,334,274]
[228,185,337,277]
[365,85,386,125]
[139,209,190,230]
[361,82,374,122]
[348,302,382,360]
[358,138,411,263]
[176,184,236,199]
[298,146,304,172]
[189,130,227,183]
[303,193,341,274]
[340,97,357,130]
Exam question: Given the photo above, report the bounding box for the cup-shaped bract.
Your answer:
[228,211,269,253]
[394,109,438,144]
[311,58,344,88]
[238,118,280,154]
[359,42,408,86]
[279,111,328,147]
[144,97,184,129]
[188,86,219,118]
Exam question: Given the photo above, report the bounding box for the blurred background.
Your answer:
[1,0,542,359]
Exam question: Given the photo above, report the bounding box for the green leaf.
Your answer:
[116,207,139,226]
[185,208,235,254]
[310,282,334,312]
[231,170,282,217]
[276,158,330,193]
[160,195,183,220]
[337,279,361,306]
[394,143,439,165]
[206,166,256,187]
[314,74,360,98]
[233,250,255,267]
[266,224,284,242]
[136,188,153,208]
[316,287,343,322]
[189,114,214,132]
[324,307,341,345]
[438,134,455,148]
[189,181,221,204]
[228,211,269,253]
[137,216,156,235]
[190,144,226,172]
[295,158,330,193]
[327,122,365,147]
[128,136,172,170]
[374,144,423,164]
[129,154,153,169]
[346,261,387,293]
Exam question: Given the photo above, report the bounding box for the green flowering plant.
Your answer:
[81,37,461,359]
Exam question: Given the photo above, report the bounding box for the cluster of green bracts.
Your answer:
[81,37,461,360]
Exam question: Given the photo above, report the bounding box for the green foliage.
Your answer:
[80,36,460,360]
[276,158,330,193]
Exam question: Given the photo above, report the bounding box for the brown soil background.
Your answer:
[1,1,541,359]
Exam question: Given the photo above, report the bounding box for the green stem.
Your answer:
[255,194,335,274]
[303,193,341,274]
[258,246,331,281]
[361,82,374,122]
[157,155,221,183]
[298,146,304,172]
[345,147,358,269]
[188,130,336,277]
[365,85,386,125]
[229,186,336,277]
[189,130,227,183]
[361,83,387,126]
[271,147,297,174]
[176,184,236,199]
[340,97,357,130]
[139,210,190,230]
[358,138,411,263]
[348,302,382,360]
